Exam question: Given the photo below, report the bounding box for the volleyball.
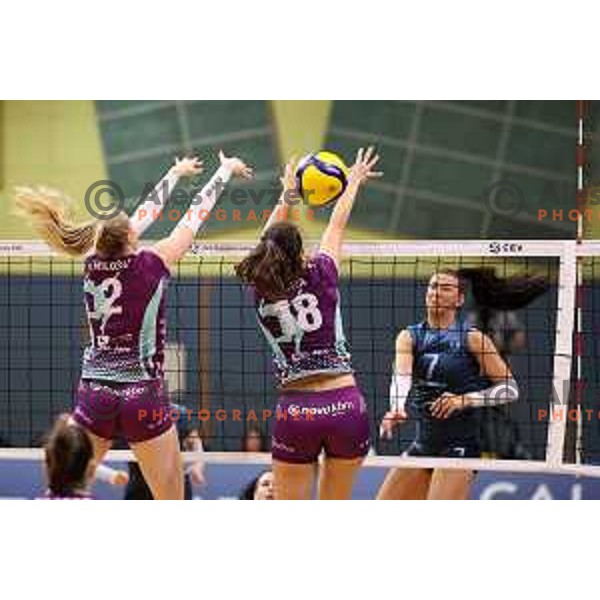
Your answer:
[295,151,349,207]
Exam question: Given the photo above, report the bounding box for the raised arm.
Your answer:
[431,330,518,419]
[130,156,204,237]
[380,329,414,439]
[152,151,253,268]
[260,156,298,236]
[319,147,382,265]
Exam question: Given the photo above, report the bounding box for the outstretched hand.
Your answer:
[280,156,298,191]
[219,150,254,180]
[348,146,383,186]
[171,156,204,177]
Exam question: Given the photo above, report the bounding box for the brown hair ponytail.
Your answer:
[235,222,304,300]
[457,267,548,311]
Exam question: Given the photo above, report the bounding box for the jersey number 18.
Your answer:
[260,293,323,344]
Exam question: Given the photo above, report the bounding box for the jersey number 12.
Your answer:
[84,276,123,346]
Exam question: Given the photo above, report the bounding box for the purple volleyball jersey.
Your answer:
[254,251,353,386]
[81,249,169,382]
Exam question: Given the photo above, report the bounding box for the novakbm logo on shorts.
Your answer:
[287,400,354,418]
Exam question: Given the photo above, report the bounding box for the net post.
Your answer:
[545,241,577,466]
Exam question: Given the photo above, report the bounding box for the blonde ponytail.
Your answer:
[14,187,97,257]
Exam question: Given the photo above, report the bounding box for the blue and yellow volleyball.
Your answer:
[295,151,349,207]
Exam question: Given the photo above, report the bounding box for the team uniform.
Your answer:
[404,319,490,458]
[254,252,370,464]
[73,249,172,443]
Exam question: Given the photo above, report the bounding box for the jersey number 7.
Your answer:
[423,353,440,381]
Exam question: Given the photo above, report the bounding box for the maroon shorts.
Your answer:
[72,379,172,443]
[272,385,370,464]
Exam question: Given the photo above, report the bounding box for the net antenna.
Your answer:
[569,101,588,465]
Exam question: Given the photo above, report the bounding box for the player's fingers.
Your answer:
[442,400,452,417]
[380,415,392,438]
[355,147,364,165]
[367,171,384,179]
[364,146,374,163]
[433,400,447,419]
[367,153,380,169]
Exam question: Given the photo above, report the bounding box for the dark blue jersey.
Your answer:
[406,319,491,454]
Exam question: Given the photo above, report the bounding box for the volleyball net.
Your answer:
[1,238,599,478]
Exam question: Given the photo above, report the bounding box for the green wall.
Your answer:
[0,100,107,239]
[0,100,590,241]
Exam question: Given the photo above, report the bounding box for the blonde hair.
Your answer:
[14,187,130,258]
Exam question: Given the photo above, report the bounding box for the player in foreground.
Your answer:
[42,414,95,499]
[17,152,252,499]
[236,147,382,499]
